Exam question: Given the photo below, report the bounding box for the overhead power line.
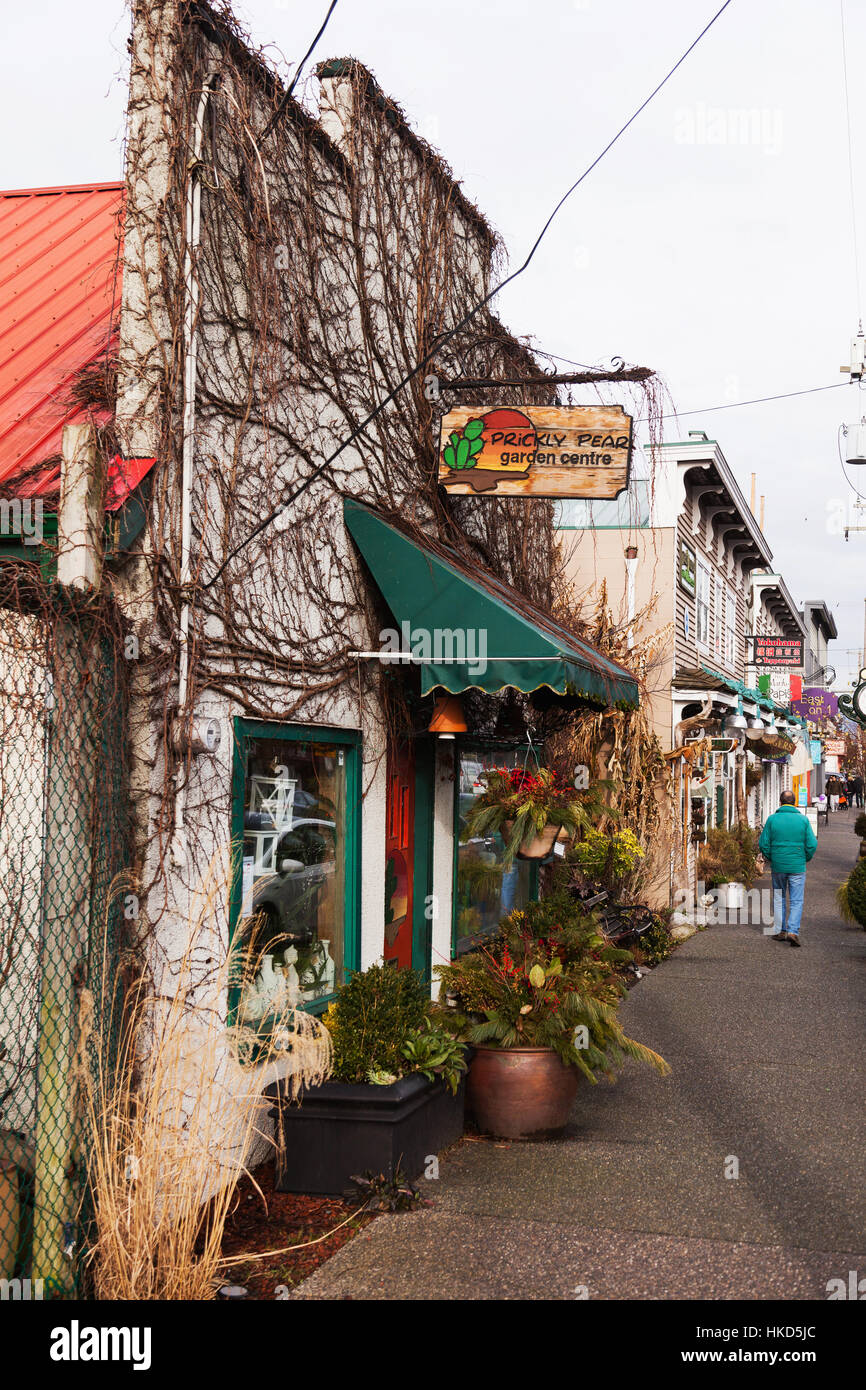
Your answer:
[638,380,850,424]
[260,0,341,141]
[203,0,735,590]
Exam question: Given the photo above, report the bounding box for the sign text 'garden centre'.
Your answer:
[437,405,633,497]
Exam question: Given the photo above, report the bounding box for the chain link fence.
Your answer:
[0,585,129,1297]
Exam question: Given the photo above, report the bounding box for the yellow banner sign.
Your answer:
[437,405,633,497]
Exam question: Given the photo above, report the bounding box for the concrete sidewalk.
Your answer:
[293,810,866,1300]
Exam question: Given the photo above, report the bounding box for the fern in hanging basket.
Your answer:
[461,765,595,866]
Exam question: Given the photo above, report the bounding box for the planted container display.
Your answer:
[267,962,467,1194]
[461,765,595,865]
[436,892,670,1140]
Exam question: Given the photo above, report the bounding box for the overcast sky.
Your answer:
[4,0,866,685]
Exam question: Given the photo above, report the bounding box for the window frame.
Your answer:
[229,717,361,1016]
[696,558,712,650]
[451,738,541,956]
[725,586,737,668]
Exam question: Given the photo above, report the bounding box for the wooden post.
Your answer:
[56,423,104,592]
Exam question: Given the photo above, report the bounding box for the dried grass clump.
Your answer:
[85,866,331,1300]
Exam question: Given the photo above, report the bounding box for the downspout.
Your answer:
[625,545,638,649]
[171,72,219,868]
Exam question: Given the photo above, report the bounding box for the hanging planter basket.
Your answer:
[501,821,570,861]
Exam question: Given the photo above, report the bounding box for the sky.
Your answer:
[3,0,866,686]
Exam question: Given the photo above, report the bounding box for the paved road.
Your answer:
[294,810,866,1299]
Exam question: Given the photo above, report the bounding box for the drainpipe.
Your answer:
[624,545,638,649]
[171,72,219,869]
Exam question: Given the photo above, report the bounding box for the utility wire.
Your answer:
[840,0,862,327]
[203,0,735,590]
[259,0,340,141]
[638,380,850,423]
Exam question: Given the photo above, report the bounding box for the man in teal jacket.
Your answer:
[758,792,818,947]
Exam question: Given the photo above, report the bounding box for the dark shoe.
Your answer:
[771,931,789,942]
[788,934,801,947]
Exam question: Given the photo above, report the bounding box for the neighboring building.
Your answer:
[558,429,815,900]
[800,601,838,683]
[797,601,839,797]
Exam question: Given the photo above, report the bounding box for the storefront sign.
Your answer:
[791,687,838,721]
[748,635,803,668]
[810,738,822,764]
[438,405,632,497]
[769,671,791,705]
[678,538,696,596]
[824,738,846,756]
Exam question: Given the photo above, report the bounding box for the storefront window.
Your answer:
[455,747,535,947]
[233,725,357,1012]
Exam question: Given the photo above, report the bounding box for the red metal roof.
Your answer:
[0,181,124,499]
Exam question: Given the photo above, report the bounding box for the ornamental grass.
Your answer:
[84,859,331,1300]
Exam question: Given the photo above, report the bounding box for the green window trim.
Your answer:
[228,717,361,1018]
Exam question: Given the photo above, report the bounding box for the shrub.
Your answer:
[840,860,866,928]
[323,961,429,1084]
[698,827,745,888]
[854,812,866,839]
[569,827,645,889]
[731,821,761,887]
[634,914,675,966]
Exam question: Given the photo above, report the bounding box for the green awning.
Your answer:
[343,499,638,708]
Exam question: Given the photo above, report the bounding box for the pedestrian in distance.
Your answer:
[758,791,818,947]
[826,773,841,812]
[853,773,865,809]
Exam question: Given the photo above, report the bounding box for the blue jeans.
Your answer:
[772,871,805,935]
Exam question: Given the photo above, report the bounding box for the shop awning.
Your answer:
[343,499,639,708]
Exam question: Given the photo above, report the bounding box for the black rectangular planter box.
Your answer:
[265,1073,465,1195]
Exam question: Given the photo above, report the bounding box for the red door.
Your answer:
[384,742,415,968]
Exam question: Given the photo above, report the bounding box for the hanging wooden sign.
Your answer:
[437,405,632,497]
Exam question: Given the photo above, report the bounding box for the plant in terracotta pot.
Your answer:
[435,893,669,1139]
[461,765,597,866]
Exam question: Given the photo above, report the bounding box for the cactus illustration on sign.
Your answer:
[442,417,485,470]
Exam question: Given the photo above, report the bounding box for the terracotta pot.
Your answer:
[467,1045,579,1139]
[501,821,569,861]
